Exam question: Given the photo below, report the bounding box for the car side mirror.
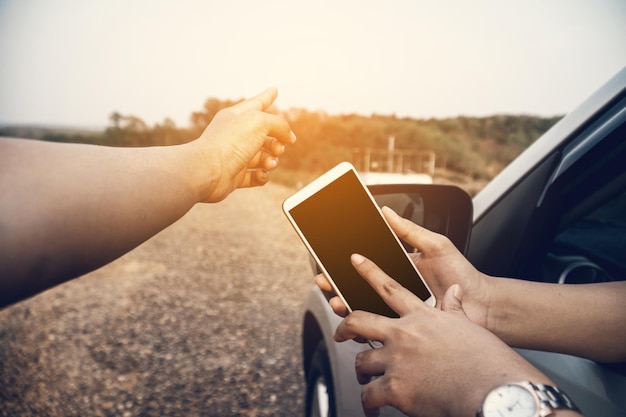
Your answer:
[368,184,473,255]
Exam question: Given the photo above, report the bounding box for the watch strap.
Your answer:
[529,382,579,416]
[477,381,580,417]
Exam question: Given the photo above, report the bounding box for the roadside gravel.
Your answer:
[0,183,314,417]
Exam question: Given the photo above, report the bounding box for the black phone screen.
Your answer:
[288,169,431,317]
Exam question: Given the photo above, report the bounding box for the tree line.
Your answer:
[0,97,561,188]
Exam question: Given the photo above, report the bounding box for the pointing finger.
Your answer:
[350,253,424,316]
[232,87,278,113]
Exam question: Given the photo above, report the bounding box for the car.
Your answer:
[301,66,626,417]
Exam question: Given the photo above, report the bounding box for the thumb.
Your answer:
[441,284,465,314]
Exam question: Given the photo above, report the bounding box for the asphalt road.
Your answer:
[0,182,314,417]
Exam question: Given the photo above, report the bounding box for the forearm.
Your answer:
[486,277,626,362]
[0,138,208,305]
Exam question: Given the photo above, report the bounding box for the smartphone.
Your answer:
[282,162,435,318]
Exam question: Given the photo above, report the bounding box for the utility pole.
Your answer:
[387,135,395,172]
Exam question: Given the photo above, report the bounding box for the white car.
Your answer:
[301,66,626,417]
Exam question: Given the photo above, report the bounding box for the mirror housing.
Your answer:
[368,184,473,255]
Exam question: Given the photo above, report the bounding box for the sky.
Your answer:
[0,0,625,128]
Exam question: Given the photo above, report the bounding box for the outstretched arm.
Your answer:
[0,88,296,307]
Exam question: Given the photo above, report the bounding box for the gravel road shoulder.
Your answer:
[0,182,314,417]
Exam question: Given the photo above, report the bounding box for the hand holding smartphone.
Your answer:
[282,162,435,318]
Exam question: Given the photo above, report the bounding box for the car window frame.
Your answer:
[514,97,626,283]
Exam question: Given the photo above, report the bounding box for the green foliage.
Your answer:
[101,112,195,147]
[189,98,240,138]
[283,110,561,181]
[0,99,561,185]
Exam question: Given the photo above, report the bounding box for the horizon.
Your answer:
[0,108,565,132]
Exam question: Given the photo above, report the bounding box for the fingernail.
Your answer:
[382,206,398,217]
[351,253,366,265]
[290,131,297,143]
[268,158,278,169]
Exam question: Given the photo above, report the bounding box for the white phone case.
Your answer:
[283,162,435,313]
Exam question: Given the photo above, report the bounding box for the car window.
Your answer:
[544,188,626,284]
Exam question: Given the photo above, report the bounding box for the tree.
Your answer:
[103,112,149,146]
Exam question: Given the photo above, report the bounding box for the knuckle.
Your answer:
[394,327,415,345]
[430,232,451,251]
[380,279,403,296]
[221,106,239,117]
[343,312,362,330]
[382,373,402,402]
[361,386,376,408]
[250,96,264,108]
[394,218,414,240]
[354,351,367,369]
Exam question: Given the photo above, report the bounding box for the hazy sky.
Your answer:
[1,0,625,128]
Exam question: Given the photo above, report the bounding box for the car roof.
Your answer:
[472,66,626,223]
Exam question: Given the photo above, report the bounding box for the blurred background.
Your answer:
[1,0,625,192]
[2,0,625,126]
[0,1,625,416]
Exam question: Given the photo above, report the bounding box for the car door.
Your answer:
[469,91,626,416]
[517,95,626,417]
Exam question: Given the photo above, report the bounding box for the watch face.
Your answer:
[482,384,538,417]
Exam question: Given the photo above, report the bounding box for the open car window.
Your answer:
[545,189,626,284]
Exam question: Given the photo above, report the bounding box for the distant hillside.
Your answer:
[278,110,562,192]
[0,125,104,144]
[0,102,562,194]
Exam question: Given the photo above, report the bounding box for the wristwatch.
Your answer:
[476,381,579,417]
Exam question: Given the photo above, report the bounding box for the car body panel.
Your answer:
[515,349,626,417]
